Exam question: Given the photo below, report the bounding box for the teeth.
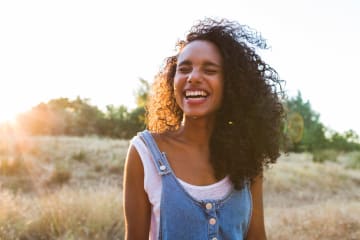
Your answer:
[185,90,208,97]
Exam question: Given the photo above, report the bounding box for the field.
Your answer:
[0,133,359,240]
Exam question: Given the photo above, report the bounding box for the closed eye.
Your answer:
[204,69,218,74]
[177,66,192,74]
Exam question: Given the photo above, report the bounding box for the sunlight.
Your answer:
[0,98,31,125]
[0,107,18,124]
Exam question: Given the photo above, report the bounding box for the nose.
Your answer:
[187,69,201,83]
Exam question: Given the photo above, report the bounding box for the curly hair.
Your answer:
[146,18,285,189]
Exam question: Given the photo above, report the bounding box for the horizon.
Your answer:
[1,91,359,139]
[1,0,359,134]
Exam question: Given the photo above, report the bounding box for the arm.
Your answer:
[123,144,151,240]
[246,175,267,240]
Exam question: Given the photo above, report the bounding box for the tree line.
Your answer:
[14,79,148,139]
[284,91,359,152]
[9,79,360,152]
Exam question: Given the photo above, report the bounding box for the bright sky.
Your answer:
[1,0,359,134]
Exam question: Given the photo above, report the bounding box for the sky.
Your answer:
[0,0,359,134]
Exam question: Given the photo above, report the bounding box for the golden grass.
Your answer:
[266,201,360,240]
[264,153,360,240]
[0,134,359,239]
[0,185,123,239]
[264,153,360,206]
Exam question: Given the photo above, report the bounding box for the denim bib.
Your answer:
[139,130,252,240]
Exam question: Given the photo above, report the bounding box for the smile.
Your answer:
[184,90,209,99]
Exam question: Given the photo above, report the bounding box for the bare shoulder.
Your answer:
[150,130,178,150]
[123,143,143,180]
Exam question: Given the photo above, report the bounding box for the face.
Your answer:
[174,40,224,119]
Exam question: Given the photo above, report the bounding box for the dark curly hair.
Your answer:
[146,18,285,189]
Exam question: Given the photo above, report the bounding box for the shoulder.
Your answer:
[125,131,152,176]
[131,130,165,144]
[127,131,161,181]
[128,132,154,168]
[129,130,158,154]
[140,129,176,148]
[124,142,144,178]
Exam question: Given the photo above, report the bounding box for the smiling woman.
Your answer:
[123,17,285,240]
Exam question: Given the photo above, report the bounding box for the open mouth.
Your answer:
[184,90,209,99]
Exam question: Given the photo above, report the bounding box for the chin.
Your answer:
[185,113,213,120]
[184,113,202,119]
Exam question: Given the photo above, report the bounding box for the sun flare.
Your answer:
[0,106,20,124]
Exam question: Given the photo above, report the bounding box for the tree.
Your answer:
[127,78,149,135]
[100,104,130,138]
[327,129,360,151]
[69,97,104,136]
[99,78,149,138]
[134,78,150,108]
[16,97,104,136]
[285,91,327,152]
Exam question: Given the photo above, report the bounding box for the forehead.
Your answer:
[177,40,222,65]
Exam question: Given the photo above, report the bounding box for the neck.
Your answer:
[176,115,216,147]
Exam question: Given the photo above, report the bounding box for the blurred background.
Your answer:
[0,0,359,239]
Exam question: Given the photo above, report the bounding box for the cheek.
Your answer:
[173,76,184,94]
[173,80,183,105]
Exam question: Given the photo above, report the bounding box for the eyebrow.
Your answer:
[177,60,221,68]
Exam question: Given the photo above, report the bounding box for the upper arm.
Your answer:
[123,144,151,240]
[246,175,267,240]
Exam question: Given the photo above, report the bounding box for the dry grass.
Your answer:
[0,133,359,239]
[265,201,360,240]
[0,133,126,239]
[0,185,123,239]
[0,134,128,191]
[264,153,360,240]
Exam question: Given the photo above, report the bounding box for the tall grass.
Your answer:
[266,201,360,240]
[0,134,359,239]
[0,185,123,239]
[264,153,360,239]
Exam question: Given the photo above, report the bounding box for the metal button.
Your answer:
[209,218,216,225]
[159,165,166,171]
[205,203,213,210]
[212,238,217,240]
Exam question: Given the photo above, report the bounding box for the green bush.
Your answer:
[344,151,360,169]
[312,149,339,163]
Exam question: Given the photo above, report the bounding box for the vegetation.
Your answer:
[284,91,360,152]
[11,79,149,140]
[1,79,359,154]
[2,81,358,155]
[0,79,359,238]
[0,136,359,239]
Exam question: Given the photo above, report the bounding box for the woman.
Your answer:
[123,17,285,240]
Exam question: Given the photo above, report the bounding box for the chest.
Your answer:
[159,174,251,240]
[160,143,217,186]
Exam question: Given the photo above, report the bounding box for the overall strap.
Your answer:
[138,130,171,175]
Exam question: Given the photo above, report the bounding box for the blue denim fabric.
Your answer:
[140,130,252,240]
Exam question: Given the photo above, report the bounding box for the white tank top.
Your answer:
[130,135,233,239]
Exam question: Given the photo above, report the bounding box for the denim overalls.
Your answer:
[139,130,252,240]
